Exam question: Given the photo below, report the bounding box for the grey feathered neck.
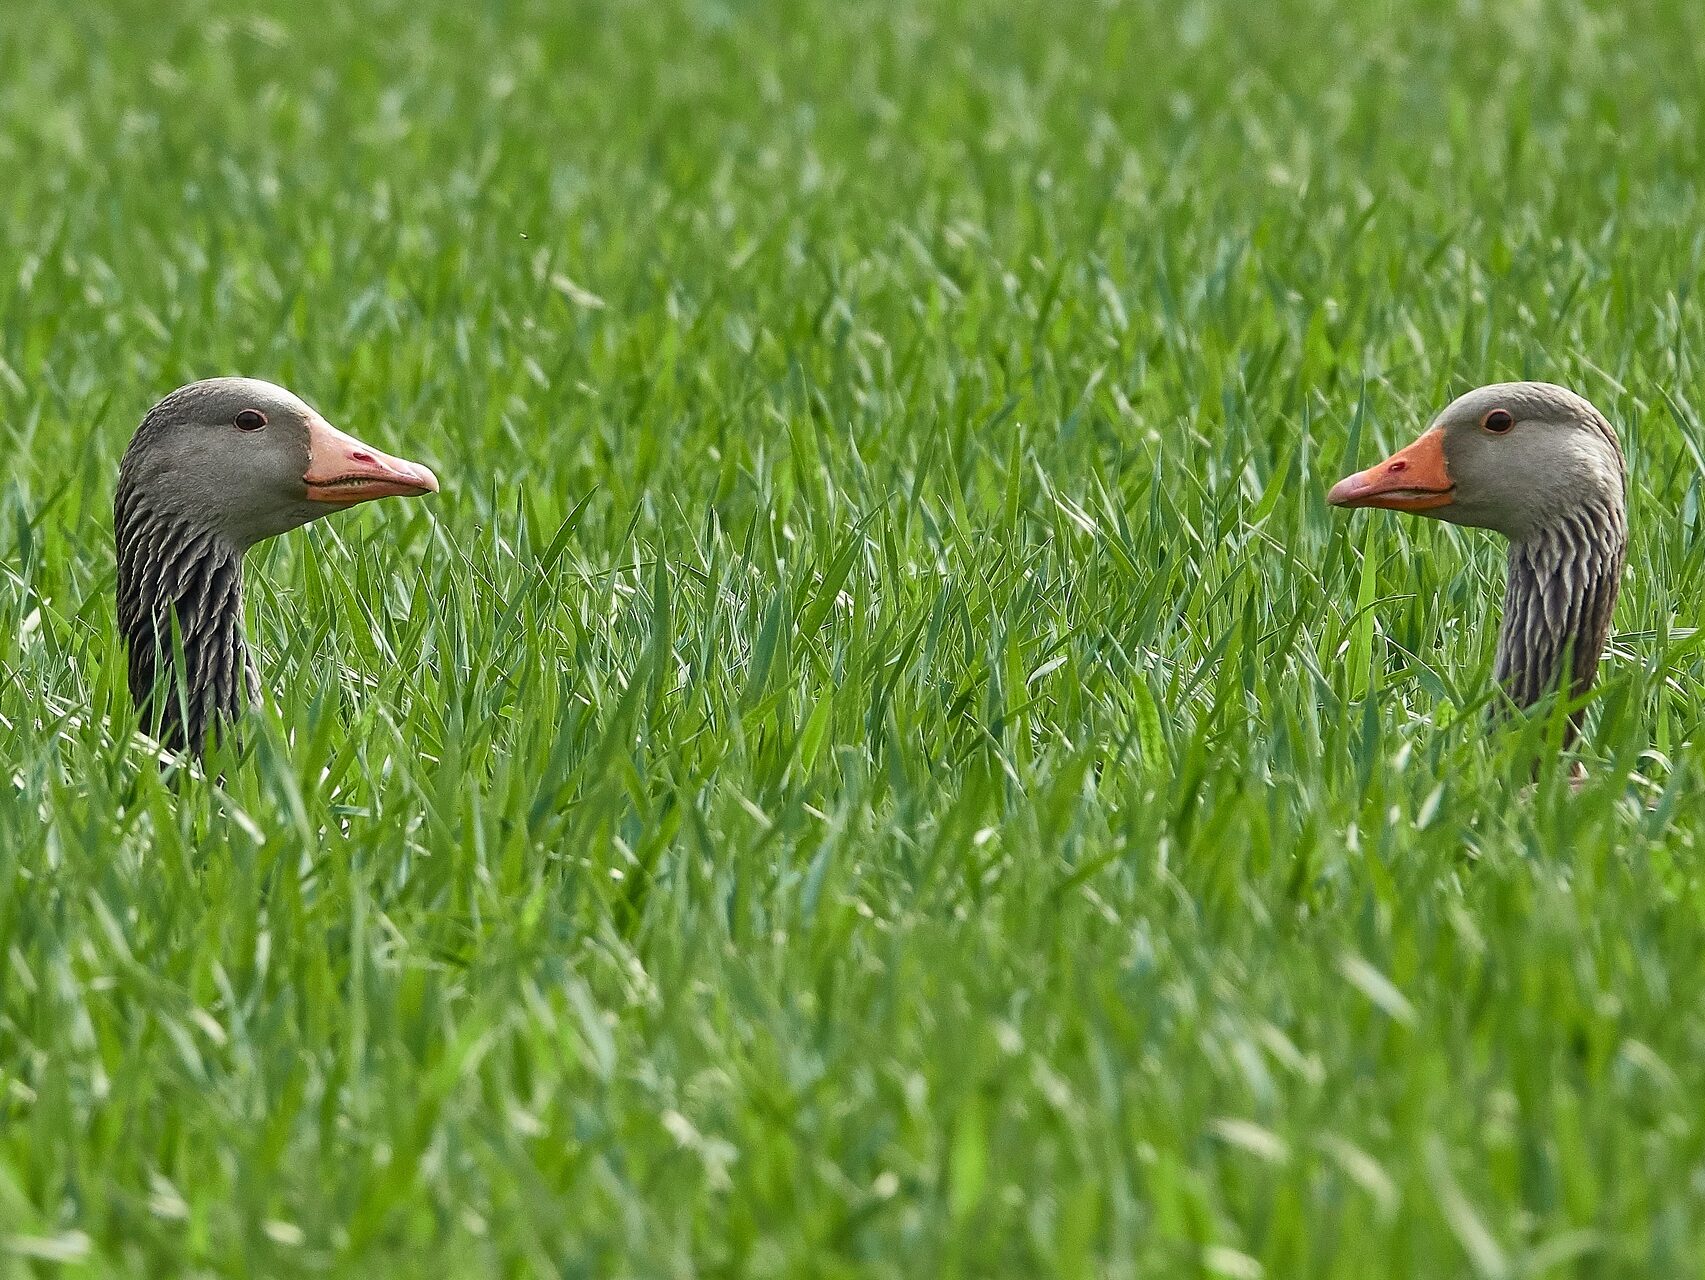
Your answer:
[1493,493,1626,727]
[114,480,259,755]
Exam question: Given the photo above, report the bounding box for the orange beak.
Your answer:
[1327,428,1454,512]
[303,415,440,504]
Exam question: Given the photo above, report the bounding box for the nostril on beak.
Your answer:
[352,450,376,464]
[1389,460,1407,473]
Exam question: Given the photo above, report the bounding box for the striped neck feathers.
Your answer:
[114,483,259,755]
[1493,494,1627,716]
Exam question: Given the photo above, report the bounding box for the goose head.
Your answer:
[1328,382,1623,540]
[114,377,439,755]
[119,377,438,549]
[1329,381,1627,721]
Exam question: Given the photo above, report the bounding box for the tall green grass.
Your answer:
[4,0,1705,1273]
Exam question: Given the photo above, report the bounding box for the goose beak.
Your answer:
[1328,428,1454,512]
[303,415,440,504]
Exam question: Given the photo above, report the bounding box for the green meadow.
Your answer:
[4,0,1705,1273]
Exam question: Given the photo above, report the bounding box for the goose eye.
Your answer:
[234,409,268,432]
[1481,408,1514,434]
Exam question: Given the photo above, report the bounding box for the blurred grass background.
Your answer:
[4,0,1705,1274]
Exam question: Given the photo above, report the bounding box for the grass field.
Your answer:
[4,0,1705,1274]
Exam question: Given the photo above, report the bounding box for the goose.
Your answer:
[114,378,438,756]
[1328,382,1627,740]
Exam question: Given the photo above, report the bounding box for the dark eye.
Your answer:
[234,409,268,432]
[1482,408,1514,434]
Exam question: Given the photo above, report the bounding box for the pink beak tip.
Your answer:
[1326,475,1363,507]
[405,460,441,495]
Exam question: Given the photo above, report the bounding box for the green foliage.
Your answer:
[3,0,1705,1274]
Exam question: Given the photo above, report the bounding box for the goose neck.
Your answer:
[1493,498,1627,715]
[114,487,257,754]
